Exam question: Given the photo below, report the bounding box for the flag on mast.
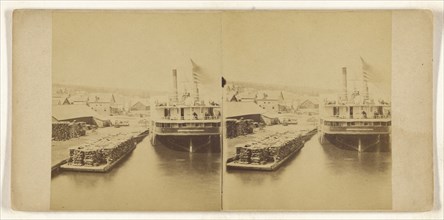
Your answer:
[360,56,370,100]
[360,56,383,82]
[191,59,213,84]
[191,59,213,102]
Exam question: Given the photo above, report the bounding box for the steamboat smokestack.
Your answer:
[342,67,348,102]
[172,69,178,103]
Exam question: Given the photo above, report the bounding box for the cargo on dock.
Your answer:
[60,130,148,173]
[226,118,255,139]
[226,128,317,171]
[52,121,86,141]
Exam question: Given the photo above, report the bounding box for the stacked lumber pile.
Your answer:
[67,133,137,167]
[226,118,255,138]
[234,131,304,165]
[52,122,86,141]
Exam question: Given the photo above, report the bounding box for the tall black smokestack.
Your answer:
[342,67,348,102]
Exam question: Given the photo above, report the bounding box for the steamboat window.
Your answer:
[381,122,387,126]
[388,121,391,126]
[374,122,381,126]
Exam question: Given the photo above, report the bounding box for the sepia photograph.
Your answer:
[50,11,222,211]
[5,0,441,217]
[8,9,435,213]
[51,10,392,211]
[222,11,392,210]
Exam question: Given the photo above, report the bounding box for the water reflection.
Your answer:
[223,133,392,211]
[320,138,391,175]
[51,135,221,211]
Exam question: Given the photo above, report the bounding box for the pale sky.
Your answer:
[222,11,392,99]
[53,11,222,97]
[53,11,391,99]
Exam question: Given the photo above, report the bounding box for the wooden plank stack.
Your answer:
[67,133,137,167]
[234,131,304,165]
[52,122,86,141]
[226,118,255,138]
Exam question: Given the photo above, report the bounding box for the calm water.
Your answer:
[223,133,392,211]
[51,136,221,211]
[51,132,391,211]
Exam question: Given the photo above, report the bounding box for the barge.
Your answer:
[226,128,317,171]
[59,130,149,173]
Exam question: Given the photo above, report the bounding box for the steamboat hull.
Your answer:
[156,135,220,153]
[323,133,390,152]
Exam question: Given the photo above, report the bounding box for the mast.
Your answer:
[193,81,200,103]
[361,57,370,101]
[362,72,369,101]
[191,59,200,103]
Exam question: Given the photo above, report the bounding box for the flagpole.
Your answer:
[191,59,200,103]
[360,57,370,101]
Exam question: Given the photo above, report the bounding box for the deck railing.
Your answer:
[160,116,221,120]
[327,114,391,119]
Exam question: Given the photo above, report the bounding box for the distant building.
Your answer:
[88,93,116,116]
[52,105,111,127]
[65,94,89,105]
[297,98,319,115]
[112,95,128,115]
[256,91,285,113]
[130,101,150,111]
[225,102,265,123]
[129,99,150,118]
[237,91,257,103]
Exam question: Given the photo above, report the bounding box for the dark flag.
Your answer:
[191,59,213,85]
[360,56,383,82]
